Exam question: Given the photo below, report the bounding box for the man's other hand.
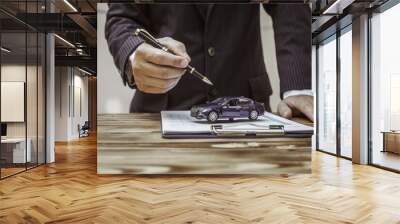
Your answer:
[131,37,190,94]
[277,95,314,122]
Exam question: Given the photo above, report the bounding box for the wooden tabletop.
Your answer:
[97,113,311,175]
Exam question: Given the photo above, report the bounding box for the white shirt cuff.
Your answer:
[129,51,137,66]
[283,89,313,99]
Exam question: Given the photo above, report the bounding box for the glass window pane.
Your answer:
[371,4,400,171]
[339,29,352,158]
[1,0,46,179]
[26,0,40,169]
[317,37,337,154]
[1,30,28,177]
[38,32,45,165]
[27,31,38,169]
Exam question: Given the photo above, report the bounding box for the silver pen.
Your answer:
[134,28,214,86]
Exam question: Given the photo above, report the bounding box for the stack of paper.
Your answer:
[161,111,313,138]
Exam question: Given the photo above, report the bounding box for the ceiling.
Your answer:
[0,0,394,74]
[0,0,98,74]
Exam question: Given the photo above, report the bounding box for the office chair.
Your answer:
[79,121,90,138]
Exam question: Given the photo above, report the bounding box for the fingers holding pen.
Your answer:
[136,60,186,79]
[131,36,191,94]
[157,37,191,62]
[138,42,190,68]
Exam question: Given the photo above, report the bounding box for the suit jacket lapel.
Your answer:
[205,4,215,22]
[194,4,215,22]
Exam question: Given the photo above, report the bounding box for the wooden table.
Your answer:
[97,113,311,174]
[382,131,400,154]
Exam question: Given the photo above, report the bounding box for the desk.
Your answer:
[1,138,31,164]
[382,131,400,154]
[97,113,312,174]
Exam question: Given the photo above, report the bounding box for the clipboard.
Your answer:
[210,124,284,137]
[161,111,313,139]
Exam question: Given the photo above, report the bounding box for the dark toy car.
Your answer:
[190,97,265,122]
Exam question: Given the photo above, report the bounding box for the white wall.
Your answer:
[97,4,135,114]
[55,67,69,141]
[72,74,89,137]
[1,65,36,138]
[54,67,89,141]
[97,4,282,113]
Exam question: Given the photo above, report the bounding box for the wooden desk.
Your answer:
[382,131,400,154]
[97,113,311,174]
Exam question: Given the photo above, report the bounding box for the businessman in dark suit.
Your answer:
[105,3,314,121]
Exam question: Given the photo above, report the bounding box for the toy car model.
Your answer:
[190,96,265,122]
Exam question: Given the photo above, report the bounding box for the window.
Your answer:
[238,98,250,106]
[0,1,47,179]
[339,27,352,158]
[317,35,337,155]
[228,99,239,107]
[370,3,400,171]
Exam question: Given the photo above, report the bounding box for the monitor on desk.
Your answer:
[1,123,7,138]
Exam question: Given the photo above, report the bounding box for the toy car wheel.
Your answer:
[249,110,258,120]
[207,111,219,122]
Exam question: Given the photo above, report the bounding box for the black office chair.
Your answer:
[79,121,90,138]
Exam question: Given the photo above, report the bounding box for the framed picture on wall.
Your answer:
[1,81,25,122]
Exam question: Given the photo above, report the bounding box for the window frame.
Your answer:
[315,22,353,160]
[0,0,48,180]
[367,0,400,173]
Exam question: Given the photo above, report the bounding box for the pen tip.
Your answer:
[203,78,214,86]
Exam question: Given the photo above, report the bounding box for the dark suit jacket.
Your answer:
[105,3,311,112]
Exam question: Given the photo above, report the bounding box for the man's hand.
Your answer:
[277,95,314,122]
[131,37,190,94]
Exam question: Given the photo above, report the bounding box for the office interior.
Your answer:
[313,0,400,172]
[0,0,400,222]
[0,0,97,179]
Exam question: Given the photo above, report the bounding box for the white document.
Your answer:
[161,111,313,137]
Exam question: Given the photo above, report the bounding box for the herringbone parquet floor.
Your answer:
[1,135,400,224]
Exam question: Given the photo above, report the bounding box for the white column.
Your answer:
[45,0,56,164]
[352,14,369,164]
[312,45,317,150]
[46,32,55,163]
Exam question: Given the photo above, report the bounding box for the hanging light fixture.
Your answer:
[63,0,78,12]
